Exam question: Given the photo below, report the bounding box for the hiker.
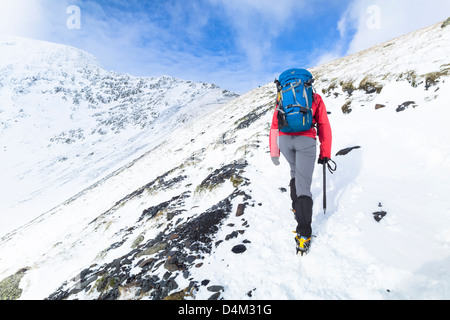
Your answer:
[269,68,332,254]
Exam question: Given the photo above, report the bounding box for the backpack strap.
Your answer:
[281,80,311,111]
[274,79,282,92]
[289,82,301,108]
[302,85,310,110]
[274,79,285,113]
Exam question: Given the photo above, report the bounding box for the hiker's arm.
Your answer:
[270,106,280,158]
[314,95,332,159]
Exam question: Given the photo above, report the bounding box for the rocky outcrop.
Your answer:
[46,161,253,300]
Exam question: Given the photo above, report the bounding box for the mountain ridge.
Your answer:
[1,19,449,300]
[0,35,238,236]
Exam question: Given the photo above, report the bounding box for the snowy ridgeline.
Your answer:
[0,35,238,236]
[0,19,450,300]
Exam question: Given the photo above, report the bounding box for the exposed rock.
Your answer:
[207,285,224,292]
[396,101,417,112]
[139,195,183,222]
[247,288,256,297]
[208,292,221,300]
[201,279,210,286]
[136,242,167,257]
[234,104,272,130]
[225,231,239,241]
[168,233,179,240]
[46,161,251,301]
[138,258,155,268]
[231,244,247,254]
[164,257,179,272]
[196,161,248,193]
[131,234,144,248]
[373,211,387,222]
[236,203,245,217]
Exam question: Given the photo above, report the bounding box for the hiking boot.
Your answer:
[295,233,311,255]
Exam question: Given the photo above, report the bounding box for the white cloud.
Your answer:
[0,0,44,37]
[9,0,448,94]
[313,0,450,68]
[0,0,333,93]
[0,0,73,39]
[209,0,308,72]
[340,0,450,55]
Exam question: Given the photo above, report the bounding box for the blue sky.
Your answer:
[1,0,450,93]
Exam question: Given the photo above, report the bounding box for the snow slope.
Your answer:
[0,35,237,236]
[0,19,449,300]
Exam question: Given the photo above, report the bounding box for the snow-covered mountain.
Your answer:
[0,36,237,236]
[1,19,449,300]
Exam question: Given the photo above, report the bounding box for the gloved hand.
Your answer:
[319,157,337,173]
[271,157,280,166]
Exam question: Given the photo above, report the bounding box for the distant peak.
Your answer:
[0,35,100,71]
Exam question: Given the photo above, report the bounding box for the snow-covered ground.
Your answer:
[0,20,449,300]
[190,84,450,300]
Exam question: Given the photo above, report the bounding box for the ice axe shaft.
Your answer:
[323,163,326,214]
[322,159,336,215]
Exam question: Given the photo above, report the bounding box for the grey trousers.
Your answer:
[279,135,317,198]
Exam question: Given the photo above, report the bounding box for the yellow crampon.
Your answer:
[293,231,311,254]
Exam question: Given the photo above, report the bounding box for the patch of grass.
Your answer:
[230,175,244,188]
[321,82,338,96]
[91,273,117,294]
[358,76,383,94]
[397,70,419,88]
[340,80,356,95]
[0,268,28,300]
[195,181,219,195]
[424,70,449,90]
[341,100,352,114]
[163,287,194,300]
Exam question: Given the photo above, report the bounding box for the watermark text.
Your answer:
[66,5,81,30]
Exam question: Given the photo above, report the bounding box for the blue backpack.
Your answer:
[275,68,315,133]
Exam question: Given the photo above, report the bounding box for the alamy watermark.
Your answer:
[66,5,81,30]
[366,5,381,30]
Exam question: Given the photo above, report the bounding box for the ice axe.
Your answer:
[321,158,336,214]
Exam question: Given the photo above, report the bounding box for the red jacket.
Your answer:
[270,93,332,159]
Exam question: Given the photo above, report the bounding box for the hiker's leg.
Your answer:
[289,178,296,209]
[293,196,313,237]
[279,135,296,180]
[291,136,316,237]
[293,136,316,198]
